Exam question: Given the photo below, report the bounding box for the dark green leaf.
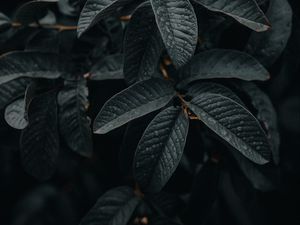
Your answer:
[0,78,29,110]
[4,99,28,129]
[150,0,198,67]
[124,2,163,85]
[77,0,131,37]
[193,0,270,31]
[245,0,292,67]
[187,93,271,164]
[58,0,82,17]
[90,54,124,80]
[80,186,141,225]
[229,148,278,191]
[26,29,59,53]
[119,113,156,176]
[187,81,243,105]
[93,78,175,134]
[134,106,189,193]
[20,90,59,180]
[0,51,70,85]
[0,12,11,31]
[239,82,280,164]
[58,80,93,157]
[14,0,58,24]
[178,49,269,88]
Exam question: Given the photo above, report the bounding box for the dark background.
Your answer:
[0,0,300,225]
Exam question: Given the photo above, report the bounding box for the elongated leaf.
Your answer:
[124,2,163,85]
[134,106,189,193]
[187,82,243,105]
[193,0,270,31]
[119,113,156,176]
[187,93,271,164]
[4,99,28,129]
[0,78,29,110]
[239,82,280,164]
[177,49,269,88]
[58,80,93,157]
[90,54,124,80]
[20,90,59,180]
[93,78,175,134]
[150,0,198,67]
[0,51,70,85]
[80,186,141,225]
[245,0,292,67]
[77,0,131,36]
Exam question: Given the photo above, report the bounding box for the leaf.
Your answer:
[187,81,243,105]
[177,49,269,88]
[58,0,82,17]
[119,113,156,176]
[150,0,198,67]
[229,148,278,191]
[4,99,28,129]
[0,51,70,85]
[90,54,124,80]
[58,80,93,157]
[80,186,141,225]
[77,0,131,37]
[26,29,59,53]
[187,93,271,164]
[0,78,29,110]
[14,0,58,24]
[245,0,292,67]
[0,12,11,31]
[239,82,280,164]
[20,90,59,180]
[193,0,270,32]
[123,2,163,85]
[93,78,175,134]
[134,106,189,193]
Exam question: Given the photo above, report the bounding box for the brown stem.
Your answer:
[119,15,132,21]
[11,22,77,31]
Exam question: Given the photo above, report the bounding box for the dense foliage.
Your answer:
[0,0,299,224]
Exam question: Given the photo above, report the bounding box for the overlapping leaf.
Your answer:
[187,82,243,105]
[80,186,141,225]
[187,93,271,164]
[58,80,93,157]
[178,49,269,88]
[0,12,11,31]
[14,0,58,24]
[246,0,292,67]
[90,54,124,80]
[20,90,59,180]
[239,82,280,164]
[0,78,29,110]
[123,2,163,84]
[0,51,70,85]
[93,78,175,134]
[230,148,278,191]
[193,0,270,31]
[150,0,198,67]
[77,0,131,36]
[4,99,28,129]
[134,106,189,193]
